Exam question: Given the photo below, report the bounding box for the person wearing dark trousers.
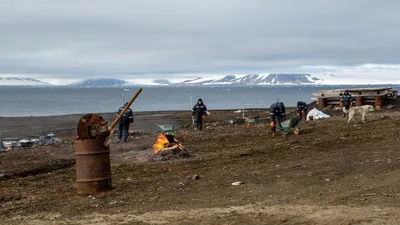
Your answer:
[296,101,308,121]
[117,102,134,143]
[340,90,353,117]
[269,101,286,133]
[192,98,207,131]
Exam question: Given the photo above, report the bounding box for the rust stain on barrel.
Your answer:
[74,139,112,195]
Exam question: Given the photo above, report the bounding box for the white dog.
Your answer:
[343,105,375,124]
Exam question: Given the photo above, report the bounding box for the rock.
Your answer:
[0,174,5,178]
[192,174,200,180]
[339,137,347,140]
[232,181,245,186]
[387,105,395,109]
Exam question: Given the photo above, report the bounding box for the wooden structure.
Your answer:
[312,87,398,109]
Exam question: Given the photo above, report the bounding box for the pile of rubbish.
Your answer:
[150,133,190,161]
[306,108,330,121]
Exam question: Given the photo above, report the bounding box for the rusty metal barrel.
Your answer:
[74,139,112,194]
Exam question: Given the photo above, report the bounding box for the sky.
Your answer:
[1,0,400,85]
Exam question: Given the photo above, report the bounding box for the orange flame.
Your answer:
[6,146,12,151]
[153,133,170,153]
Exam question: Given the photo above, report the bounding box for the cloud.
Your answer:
[1,0,400,82]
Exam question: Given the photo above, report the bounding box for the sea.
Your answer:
[0,85,398,117]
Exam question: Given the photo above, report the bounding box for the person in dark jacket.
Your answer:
[192,98,207,131]
[269,101,286,133]
[341,90,353,117]
[117,102,134,142]
[296,101,308,121]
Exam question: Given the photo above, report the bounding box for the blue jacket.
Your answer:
[192,103,207,117]
[297,101,308,111]
[342,93,352,105]
[117,104,134,125]
[270,102,286,117]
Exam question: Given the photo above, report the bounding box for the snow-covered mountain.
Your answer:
[0,77,51,86]
[70,78,130,87]
[173,74,326,86]
[152,79,171,85]
[4,73,394,87]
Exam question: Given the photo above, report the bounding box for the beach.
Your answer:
[0,108,270,139]
[1,105,400,224]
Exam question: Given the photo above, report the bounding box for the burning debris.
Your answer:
[151,133,190,161]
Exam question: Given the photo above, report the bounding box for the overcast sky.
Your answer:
[1,0,400,84]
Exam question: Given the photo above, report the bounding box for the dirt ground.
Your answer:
[1,107,400,224]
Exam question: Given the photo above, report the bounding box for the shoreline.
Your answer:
[1,108,295,139]
[0,107,279,119]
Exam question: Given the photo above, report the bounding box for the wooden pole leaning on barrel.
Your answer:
[74,88,143,195]
[108,88,143,133]
[104,88,143,147]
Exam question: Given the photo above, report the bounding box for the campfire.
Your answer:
[151,133,189,161]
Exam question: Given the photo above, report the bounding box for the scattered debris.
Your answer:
[387,105,395,109]
[107,201,118,206]
[151,148,190,161]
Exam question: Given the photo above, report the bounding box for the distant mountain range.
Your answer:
[69,78,130,87]
[173,74,322,86]
[0,73,392,87]
[65,74,330,87]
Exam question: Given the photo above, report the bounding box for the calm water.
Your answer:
[0,85,398,117]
